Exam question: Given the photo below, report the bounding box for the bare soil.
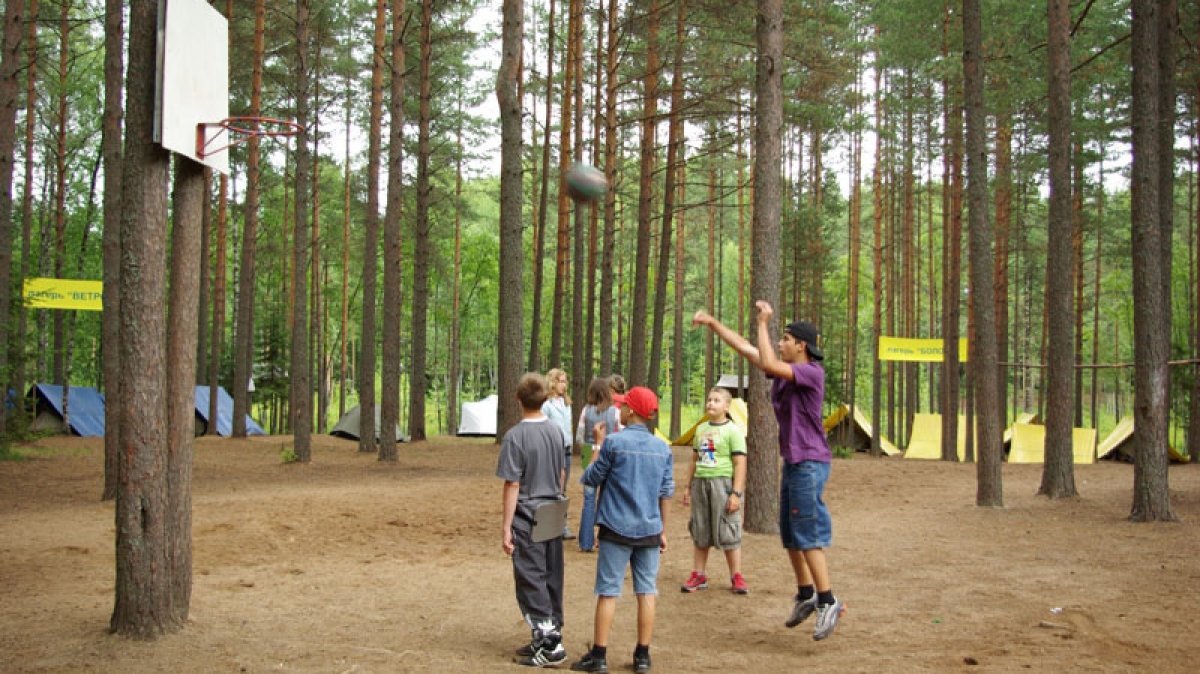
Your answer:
[1,434,1197,674]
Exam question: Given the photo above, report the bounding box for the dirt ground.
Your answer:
[1,434,1197,674]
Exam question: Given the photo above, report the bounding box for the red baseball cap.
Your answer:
[613,386,658,419]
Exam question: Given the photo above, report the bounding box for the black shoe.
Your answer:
[517,641,567,668]
[515,642,535,657]
[570,651,609,672]
[633,651,651,673]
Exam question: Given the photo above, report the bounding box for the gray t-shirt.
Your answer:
[496,417,567,524]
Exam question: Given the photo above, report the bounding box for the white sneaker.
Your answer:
[812,596,844,641]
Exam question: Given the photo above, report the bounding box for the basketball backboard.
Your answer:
[154,0,229,174]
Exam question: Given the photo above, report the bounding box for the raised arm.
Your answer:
[753,301,794,381]
[691,310,761,365]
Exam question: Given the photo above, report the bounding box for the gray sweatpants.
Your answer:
[511,521,565,628]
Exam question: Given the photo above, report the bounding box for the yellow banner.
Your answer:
[23,278,104,311]
[878,336,968,362]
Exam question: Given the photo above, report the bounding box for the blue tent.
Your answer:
[194,385,266,436]
[28,384,107,437]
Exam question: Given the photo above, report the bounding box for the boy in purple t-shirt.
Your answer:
[692,301,844,641]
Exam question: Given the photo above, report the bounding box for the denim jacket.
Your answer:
[582,423,675,539]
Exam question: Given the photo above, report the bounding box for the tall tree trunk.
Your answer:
[12,0,37,421]
[598,0,618,375]
[99,0,122,495]
[994,111,1012,428]
[290,0,312,462]
[745,0,782,535]
[0,0,21,437]
[381,0,407,460]
[340,52,352,420]
[359,0,386,452]
[649,0,685,394]
[111,0,175,638]
[233,0,266,437]
[628,0,660,386]
[497,0,525,438]
[1129,0,1177,521]
[551,0,576,369]
[964,0,1002,506]
[208,174,227,435]
[449,94,463,436]
[167,158,204,623]
[528,0,556,373]
[1072,143,1085,426]
[569,0,585,434]
[409,0,433,441]
[50,0,69,387]
[1041,0,1077,498]
[871,34,884,457]
[940,0,962,462]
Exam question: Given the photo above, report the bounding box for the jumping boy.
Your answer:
[498,372,570,667]
[571,386,674,674]
[680,386,749,595]
[692,302,845,641]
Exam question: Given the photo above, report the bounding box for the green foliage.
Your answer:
[279,445,299,464]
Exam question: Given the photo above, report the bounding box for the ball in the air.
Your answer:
[566,163,607,202]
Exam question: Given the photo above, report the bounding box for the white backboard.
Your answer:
[155,0,229,174]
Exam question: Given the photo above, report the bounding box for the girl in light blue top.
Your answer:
[542,368,574,538]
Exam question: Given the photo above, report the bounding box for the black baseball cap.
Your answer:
[784,321,824,361]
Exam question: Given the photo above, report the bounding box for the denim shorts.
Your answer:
[594,539,660,596]
[779,460,832,550]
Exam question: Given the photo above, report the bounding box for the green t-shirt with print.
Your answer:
[693,419,747,479]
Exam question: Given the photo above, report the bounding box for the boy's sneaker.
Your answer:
[785,594,818,628]
[517,641,567,668]
[633,651,652,673]
[730,573,749,595]
[570,651,609,672]
[680,571,708,593]
[812,596,845,641]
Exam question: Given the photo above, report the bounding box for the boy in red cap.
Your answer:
[692,302,845,641]
[570,386,674,674]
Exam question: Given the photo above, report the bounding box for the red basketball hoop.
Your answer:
[196,116,305,159]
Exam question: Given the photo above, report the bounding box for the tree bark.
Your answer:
[496,0,525,439]
[1041,0,1077,498]
[98,0,121,494]
[964,0,1003,506]
[381,0,407,459]
[233,0,266,438]
[0,0,21,438]
[1129,0,1177,521]
[359,0,386,452]
[745,0,782,535]
[110,0,175,638]
[628,0,660,386]
[290,0,312,462]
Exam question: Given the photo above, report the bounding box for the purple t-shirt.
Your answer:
[770,362,831,464]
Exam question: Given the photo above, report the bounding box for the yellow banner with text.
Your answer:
[878,336,968,362]
[23,278,104,311]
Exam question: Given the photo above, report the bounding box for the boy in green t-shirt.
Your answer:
[680,387,749,594]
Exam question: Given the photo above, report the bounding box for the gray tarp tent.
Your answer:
[330,404,408,442]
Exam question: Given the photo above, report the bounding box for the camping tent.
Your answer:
[193,385,266,436]
[714,374,749,399]
[331,404,408,442]
[822,404,900,456]
[1007,423,1097,464]
[457,394,498,436]
[671,397,748,447]
[28,383,106,437]
[903,413,974,460]
[1097,416,1189,463]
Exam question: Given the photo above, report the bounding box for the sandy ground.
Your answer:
[1,433,1197,674]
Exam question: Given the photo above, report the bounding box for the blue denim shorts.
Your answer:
[594,539,660,596]
[779,460,832,550]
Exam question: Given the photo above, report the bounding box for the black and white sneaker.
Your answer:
[517,641,567,668]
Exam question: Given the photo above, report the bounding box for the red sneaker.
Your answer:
[731,573,749,595]
[681,571,708,593]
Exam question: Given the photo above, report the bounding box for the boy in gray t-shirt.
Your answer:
[497,372,569,668]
